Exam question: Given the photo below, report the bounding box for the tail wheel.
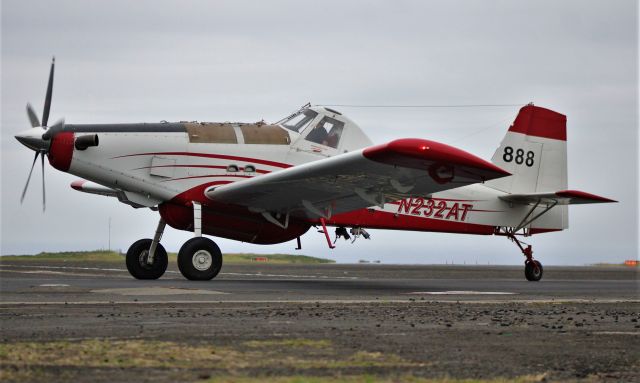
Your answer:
[178,237,223,280]
[524,260,543,282]
[126,239,168,280]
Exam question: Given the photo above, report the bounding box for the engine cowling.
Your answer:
[48,131,74,171]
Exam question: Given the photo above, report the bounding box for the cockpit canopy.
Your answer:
[279,106,372,154]
[281,109,318,133]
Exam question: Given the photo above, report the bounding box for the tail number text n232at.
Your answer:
[396,198,473,221]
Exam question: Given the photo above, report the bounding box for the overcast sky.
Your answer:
[1,0,637,265]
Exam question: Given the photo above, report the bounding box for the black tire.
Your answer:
[524,260,543,282]
[126,239,168,280]
[177,237,223,281]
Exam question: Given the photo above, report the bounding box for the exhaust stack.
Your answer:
[75,134,99,150]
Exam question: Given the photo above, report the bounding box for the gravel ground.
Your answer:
[0,262,638,382]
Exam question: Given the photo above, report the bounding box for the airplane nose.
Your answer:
[15,127,49,152]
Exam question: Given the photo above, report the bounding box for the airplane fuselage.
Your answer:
[52,120,562,245]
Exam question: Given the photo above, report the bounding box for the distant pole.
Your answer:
[108,217,111,251]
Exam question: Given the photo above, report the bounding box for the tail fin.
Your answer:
[487,104,567,194]
[487,104,569,231]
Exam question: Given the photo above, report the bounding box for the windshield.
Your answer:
[305,116,345,149]
[281,109,318,133]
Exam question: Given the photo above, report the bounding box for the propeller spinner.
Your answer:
[15,57,64,212]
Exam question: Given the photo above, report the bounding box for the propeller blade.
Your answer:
[41,152,46,212]
[41,118,65,141]
[42,57,55,127]
[20,151,40,204]
[26,103,40,127]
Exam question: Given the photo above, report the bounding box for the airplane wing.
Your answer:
[205,138,510,221]
[500,190,617,205]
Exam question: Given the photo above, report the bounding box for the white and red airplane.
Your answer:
[16,58,615,281]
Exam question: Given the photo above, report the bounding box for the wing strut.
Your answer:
[354,188,385,208]
[302,200,331,219]
[261,211,290,229]
[513,200,558,232]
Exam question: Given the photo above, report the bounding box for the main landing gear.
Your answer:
[498,230,543,282]
[177,237,222,280]
[125,219,168,280]
[125,238,168,279]
[125,202,222,281]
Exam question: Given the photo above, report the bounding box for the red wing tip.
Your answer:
[364,138,511,178]
[555,190,617,203]
[70,180,86,191]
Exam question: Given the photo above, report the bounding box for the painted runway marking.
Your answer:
[1,265,136,273]
[39,284,70,287]
[405,291,517,295]
[0,268,124,278]
[0,265,358,280]
[91,287,228,296]
[221,272,357,280]
[3,269,70,275]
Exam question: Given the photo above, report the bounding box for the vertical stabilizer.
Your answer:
[488,104,567,193]
[487,104,569,230]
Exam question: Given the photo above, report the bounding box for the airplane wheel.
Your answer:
[126,239,168,280]
[177,237,223,281]
[524,260,543,282]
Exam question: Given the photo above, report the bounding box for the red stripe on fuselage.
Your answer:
[325,208,495,235]
[113,152,292,169]
[167,180,233,205]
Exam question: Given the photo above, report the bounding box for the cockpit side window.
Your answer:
[305,116,345,149]
[282,110,318,133]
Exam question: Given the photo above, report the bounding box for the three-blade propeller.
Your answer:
[19,57,59,212]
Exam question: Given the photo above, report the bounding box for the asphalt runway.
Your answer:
[1,262,638,303]
[1,261,638,382]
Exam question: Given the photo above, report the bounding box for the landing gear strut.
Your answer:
[126,218,169,280]
[501,231,543,282]
[126,202,224,281]
[176,201,222,280]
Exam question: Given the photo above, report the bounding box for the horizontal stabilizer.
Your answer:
[500,189,616,205]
